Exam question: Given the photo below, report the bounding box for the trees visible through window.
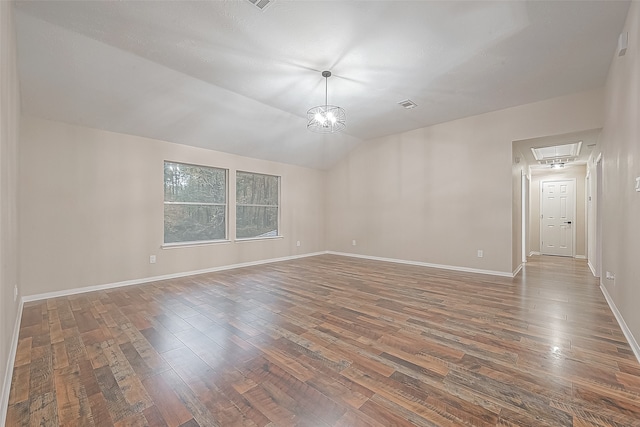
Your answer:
[236,171,279,239]
[164,161,227,244]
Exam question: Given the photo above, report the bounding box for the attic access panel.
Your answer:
[531,141,582,165]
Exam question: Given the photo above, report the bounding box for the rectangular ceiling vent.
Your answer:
[398,99,418,109]
[247,0,273,10]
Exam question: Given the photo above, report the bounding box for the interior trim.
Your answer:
[588,260,597,277]
[600,283,640,364]
[328,251,514,278]
[22,251,327,303]
[0,299,24,427]
[512,263,524,277]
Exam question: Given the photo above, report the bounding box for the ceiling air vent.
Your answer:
[398,99,418,109]
[247,0,273,10]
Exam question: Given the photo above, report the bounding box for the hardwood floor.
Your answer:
[6,254,640,426]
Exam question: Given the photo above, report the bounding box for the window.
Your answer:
[236,171,279,239]
[164,161,227,244]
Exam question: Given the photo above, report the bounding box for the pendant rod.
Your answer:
[322,70,331,107]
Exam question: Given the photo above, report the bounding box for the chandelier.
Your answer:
[307,71,346,133]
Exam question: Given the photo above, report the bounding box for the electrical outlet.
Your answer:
[296,240,301,247]
[477,250,484,258]
[150,255,156,264]
[606,271,615,280]
[352,240,357,246]
[13,285,18,302]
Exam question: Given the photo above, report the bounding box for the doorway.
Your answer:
[512,129,600,268]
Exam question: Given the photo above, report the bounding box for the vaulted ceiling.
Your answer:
[13,1,630,169]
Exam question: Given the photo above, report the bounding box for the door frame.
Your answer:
[540,178,577,257]
[595,154,603,276]
[522,170,529,263]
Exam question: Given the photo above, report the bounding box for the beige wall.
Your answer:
[529,166,587,257]
[0,0,20,420]
[326,89,603,275]
[19,117,326,296]
[598,2,640,349]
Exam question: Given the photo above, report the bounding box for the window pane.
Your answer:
[236,206,278,238]
[164,162,226,204]
[236,172,278,205]
[164,204,226,243]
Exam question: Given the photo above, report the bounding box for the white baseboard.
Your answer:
[0,298,24,427]
[23,250,518,303]
[512,263,524,277]
[600,283,640,364]
[23,251,327,303]
[327,251,514,278]
[587,260,597,277]
[529,251,586,260]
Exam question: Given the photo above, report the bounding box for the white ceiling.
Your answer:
[13,1,630,170]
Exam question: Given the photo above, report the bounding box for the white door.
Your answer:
[541,180,575,257]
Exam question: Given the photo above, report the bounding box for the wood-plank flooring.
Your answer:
[6,254,640,426]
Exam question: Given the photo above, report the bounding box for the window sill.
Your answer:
[162,239,232,249]
[235,235,284,243]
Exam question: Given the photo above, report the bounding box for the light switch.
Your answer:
[635,177,640,192]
